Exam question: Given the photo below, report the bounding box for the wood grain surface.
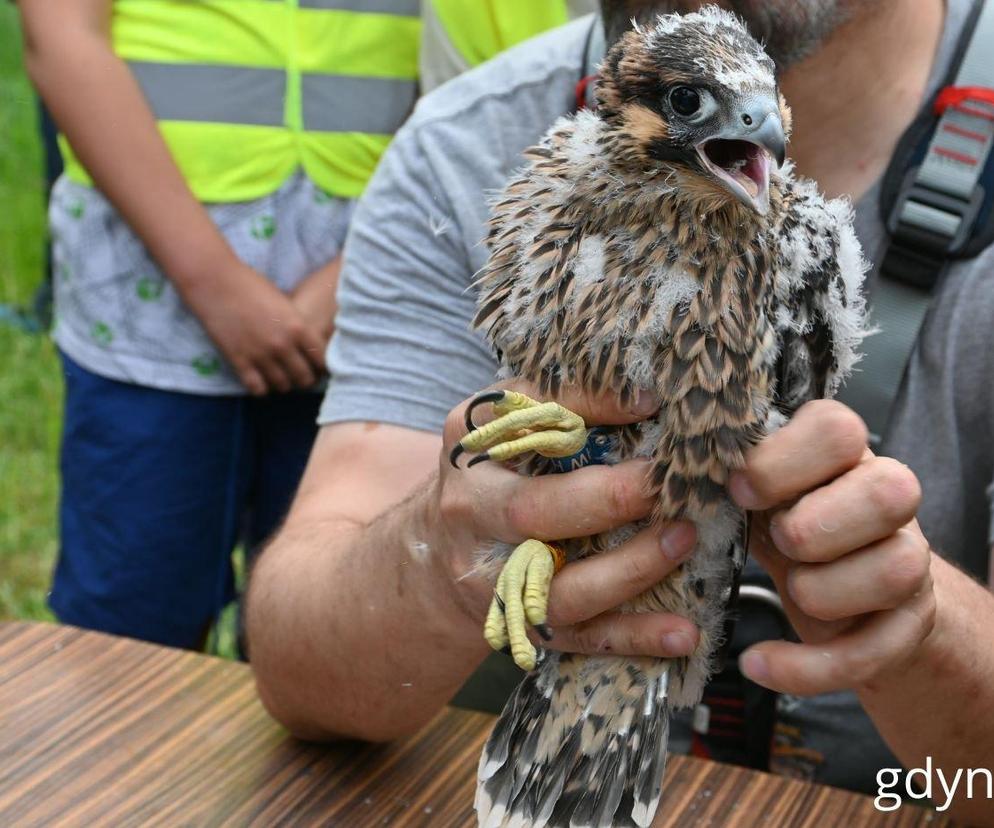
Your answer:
[0,622,953,827]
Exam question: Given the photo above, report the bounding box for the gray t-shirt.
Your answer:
[321,5,994,793]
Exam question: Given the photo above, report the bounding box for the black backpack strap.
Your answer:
[837,0,994,445]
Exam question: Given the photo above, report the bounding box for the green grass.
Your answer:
[0,8,44,305]
[0,6,59,623]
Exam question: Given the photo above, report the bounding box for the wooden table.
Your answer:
[0,622,952,827]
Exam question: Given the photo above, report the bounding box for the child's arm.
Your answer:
[18,0,326,394]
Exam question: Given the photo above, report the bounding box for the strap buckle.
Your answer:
[884,84,994,288]
[887,166,984,254]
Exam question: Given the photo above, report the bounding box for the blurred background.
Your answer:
[0,7,60,624]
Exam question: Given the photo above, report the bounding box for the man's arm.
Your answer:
[246,422,456,742]
[730,400,994,826]
[860,558,994,824]
[17,0,324,394]
[247,384,702,742]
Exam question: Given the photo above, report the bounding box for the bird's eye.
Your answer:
[669,86,701,117]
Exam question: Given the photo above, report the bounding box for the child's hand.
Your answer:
[289,257,342,351]
[183,259,326,395]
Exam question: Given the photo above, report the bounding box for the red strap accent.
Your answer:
[701,695,745,708]
[708,712,746,725]
[943,122,988,142]
[935,146,980,166]
[934,85,994,116]
[575,74,597,112]
[690,732,713,759]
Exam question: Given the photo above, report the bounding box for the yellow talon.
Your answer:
[492,390,544,417]
[450,391,587,468]
[485,539,566,671]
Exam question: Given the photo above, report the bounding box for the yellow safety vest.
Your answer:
[60,0,421,202]
[426,0,570,68]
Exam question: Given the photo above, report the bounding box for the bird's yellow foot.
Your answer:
[449,390,588,468]
[485,539,567,671]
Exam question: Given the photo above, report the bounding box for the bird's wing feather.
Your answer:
[474,116,605,396]
[474,120,584,322]
[771,176,869,411]
[476,653,670,828]
[475,110,683,405]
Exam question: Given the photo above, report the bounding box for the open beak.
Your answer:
[695,100,786,216]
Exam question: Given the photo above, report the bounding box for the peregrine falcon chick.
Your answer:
[452,8,869,827]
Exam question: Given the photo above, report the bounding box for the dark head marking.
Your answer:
[595,7,791,214]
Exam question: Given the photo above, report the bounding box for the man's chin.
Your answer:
[725,0,878,68]
[602,0,878,68]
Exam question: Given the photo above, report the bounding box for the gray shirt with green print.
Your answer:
[50,171,353,394]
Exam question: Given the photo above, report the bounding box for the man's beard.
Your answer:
[604,1,877,67]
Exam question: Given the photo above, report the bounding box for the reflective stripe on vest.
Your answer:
[60,0,420,202]
[117,63,417,135]
[299,0,417,12]
[426,0,571,68]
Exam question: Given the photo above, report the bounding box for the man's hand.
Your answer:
[435,381,700,661]
[728,400,934,695]
[181,258,327,395]
[248,381,702,742]
[289,256,342,349]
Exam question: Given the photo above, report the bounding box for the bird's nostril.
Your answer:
[742,114,754,126]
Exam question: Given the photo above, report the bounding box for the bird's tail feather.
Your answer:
[475,652,670,828]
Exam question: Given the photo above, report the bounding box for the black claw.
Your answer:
[493,591,506,612]
[449,443,465,469]
[499,645,512,656]
[535,623,553,642]
[465,390,506,432]
[467,452,491,468]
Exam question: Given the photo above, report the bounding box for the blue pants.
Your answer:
[51,353,321,648]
